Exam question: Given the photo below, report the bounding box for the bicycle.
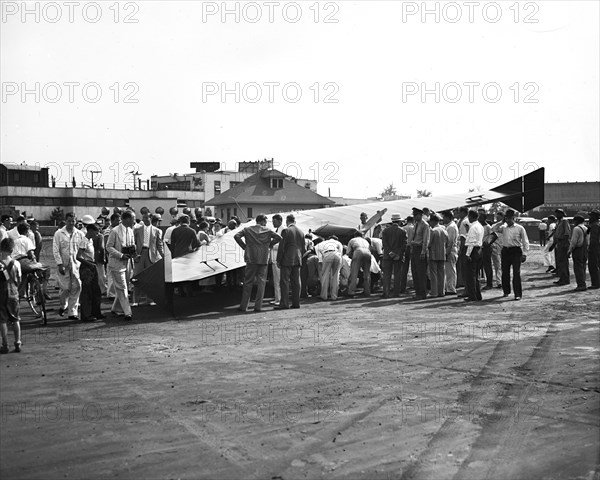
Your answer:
[22,269,48,325]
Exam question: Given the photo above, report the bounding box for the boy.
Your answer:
[0,238,22,353]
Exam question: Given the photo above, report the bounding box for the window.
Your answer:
[33,173,39,183]
[271,178,283,189]
[229,181,241,188]
[247,208,253,218]
[13,173,20,183]
[227,208,231,220]
[221,209,224,219]
[233,208,237,217]
[214,181,221,196]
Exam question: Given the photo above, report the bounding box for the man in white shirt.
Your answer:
[133,212,164,305]
[543,215,557,273]
[8,216,36,244]
[269,214,283,305]
[494,209,530,300]
[53,212,86,318]
[316,234,343,301]
[442,210,459,295]
[0,215,12,244]
[456,207,470,292]
[490,211,505,287]
[464,210,484,302]
[347,232,372,296]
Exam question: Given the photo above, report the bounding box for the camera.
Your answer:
[121,245,137,257]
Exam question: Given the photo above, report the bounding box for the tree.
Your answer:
[380,183,397,198]
[416,189,432,198]
[50,207,64,224]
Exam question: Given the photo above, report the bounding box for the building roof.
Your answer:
[1,164,48,172]
[207,169,334,206]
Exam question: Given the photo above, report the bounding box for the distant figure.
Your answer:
[463,210,484,302]
[234,214,281,312]
[428,214,448,298]
[495,209,529,301]
[553,209,571,286]
[587,209,600,289]
[568,215,588,291]
[381,214,406,298]
[276,214,305,309]
[317,234,343,301]
[442,211,458,295]
[538,219,547,246]
[543,215,557,273]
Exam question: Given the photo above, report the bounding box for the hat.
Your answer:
[391,214,402,222]
[554,208,565,215]
[154,214,162,220]
[573,214,585,223]
[81,214,95,225]
[412,207,423,214]
[589,209,600,218]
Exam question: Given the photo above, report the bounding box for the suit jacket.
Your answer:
[277,224,305,267]
[134,224,164,263]
[106,224,136,271]
[382,224,407,261]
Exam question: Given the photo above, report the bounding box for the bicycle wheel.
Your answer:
[27,274,43,319]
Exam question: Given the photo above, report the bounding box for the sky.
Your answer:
[1,0,599,199]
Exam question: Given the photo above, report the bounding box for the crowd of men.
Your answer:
[0,205,598,352]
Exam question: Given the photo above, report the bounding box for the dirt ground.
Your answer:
[1,244,599,480]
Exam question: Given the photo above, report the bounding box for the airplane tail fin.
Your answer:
[491,167,545,213]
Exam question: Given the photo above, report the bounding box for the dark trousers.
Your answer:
[501,247,523,297]
[382,259,402,297]
[465,247,482,300]
[456,245,467,288]
[572,247,587,288]
[589,246,599,288]
[399,246,411,292]
[539,231,546,246]
[482,243,493,287]
[555,241,570,284]
[240,264,268,310]
[280,265,301,308]
[410,245,428,298]
[79,262,102,320]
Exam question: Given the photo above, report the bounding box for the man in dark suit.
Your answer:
[381,214,407,298]
[276,214,305,309]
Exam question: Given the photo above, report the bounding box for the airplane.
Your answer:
[133,167,545,312]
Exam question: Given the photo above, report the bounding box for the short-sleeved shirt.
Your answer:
[78,237,95,263]
[11,236,35,259]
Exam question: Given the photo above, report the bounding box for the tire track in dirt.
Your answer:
[453,320,563,479]
[398,334,524,480]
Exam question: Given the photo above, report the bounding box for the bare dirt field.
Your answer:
[1,244,599,480]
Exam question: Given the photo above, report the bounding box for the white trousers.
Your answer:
[56,268,81,317]
[109,267,132,316]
